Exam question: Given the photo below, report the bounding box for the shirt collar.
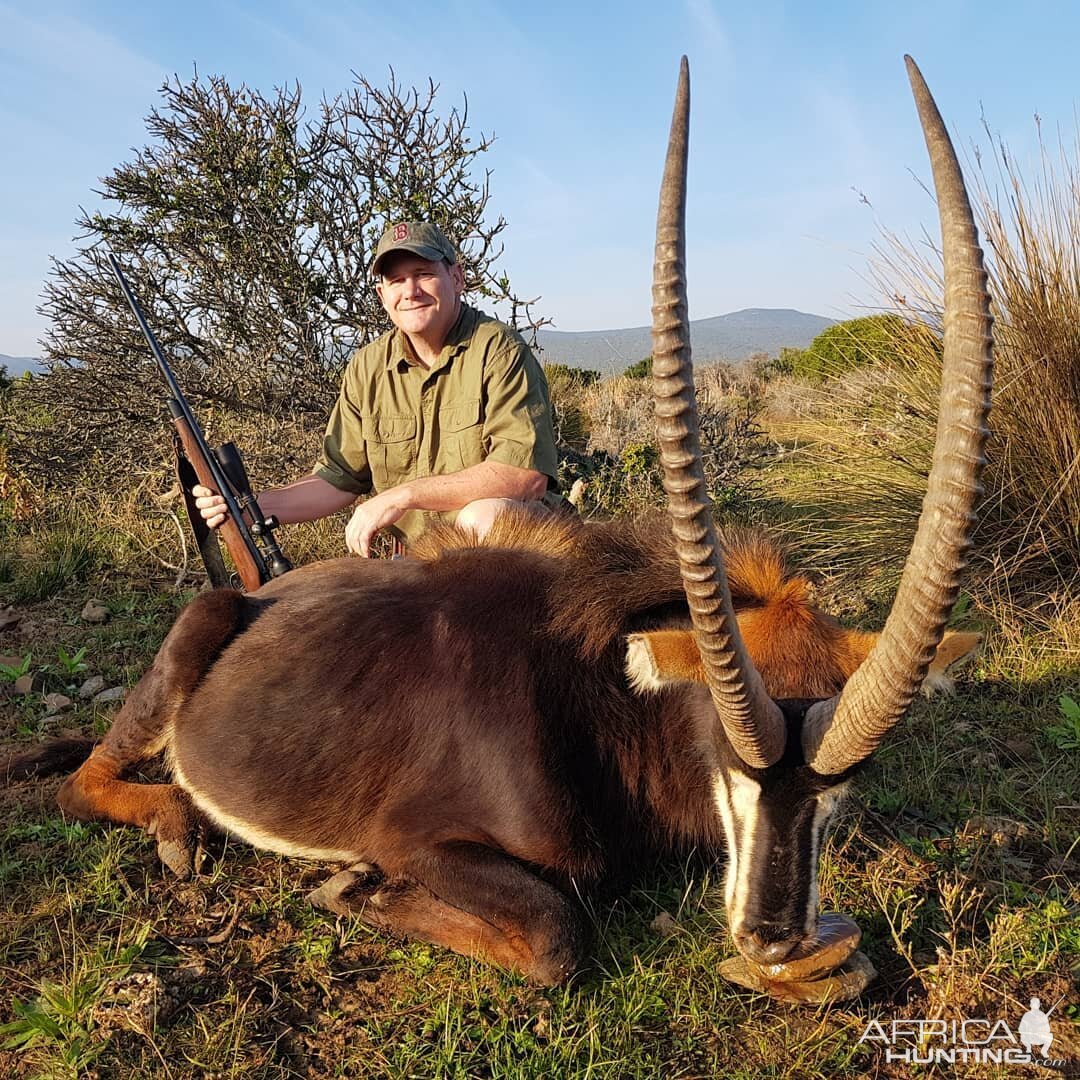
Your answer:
[386,303,477,373]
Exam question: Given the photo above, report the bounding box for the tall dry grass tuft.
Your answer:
[776,116,1080,619]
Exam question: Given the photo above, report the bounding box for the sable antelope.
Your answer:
[4,56,990,987]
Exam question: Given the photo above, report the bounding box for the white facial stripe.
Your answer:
[711,770,738,912]
[805,784,849,936]
[172,761,361,864]
[713,769,762,934]
[728,772,763,934]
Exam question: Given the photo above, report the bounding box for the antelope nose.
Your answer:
[736,925,801,964]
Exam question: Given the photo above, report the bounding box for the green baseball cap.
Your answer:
[372,221,457,276]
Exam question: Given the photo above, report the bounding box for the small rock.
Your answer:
[14,674,33,695]
[78,675,107,700]
[0,608,21,633]
[43,693,73,715]
[93,686,127,705]
[81,599,109,624]
[0,654,26,669]
[650,911,678,937]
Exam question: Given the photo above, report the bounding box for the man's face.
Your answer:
[376,254,464,345]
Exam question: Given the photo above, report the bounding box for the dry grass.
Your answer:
[770,115,1080,616]
[547,364,773,520]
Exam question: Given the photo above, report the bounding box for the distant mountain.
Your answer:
[2,308,833,379]
[536,308,834,372]
[0,354,44,378]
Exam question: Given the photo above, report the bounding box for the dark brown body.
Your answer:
[179,542,705,882]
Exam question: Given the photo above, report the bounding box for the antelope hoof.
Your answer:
[308,863,383,916]
[526,940,583,987]
[156,836,195,880]
[151,810,206,880]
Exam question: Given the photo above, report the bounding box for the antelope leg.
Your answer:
[56,590,245,878]
[333,841,588,985]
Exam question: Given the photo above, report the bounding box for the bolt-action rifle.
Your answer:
[108,254,292,591]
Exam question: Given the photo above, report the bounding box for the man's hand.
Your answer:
[193,484,228,529]
[345,490,409,557]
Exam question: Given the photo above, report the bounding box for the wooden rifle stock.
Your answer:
[171,416,267,593]
[107,252,292,592]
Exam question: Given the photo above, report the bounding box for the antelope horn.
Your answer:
[651,57,786,770]
[803,56,993,776]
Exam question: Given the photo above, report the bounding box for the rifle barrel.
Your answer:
[107,253,282,587]
[107,254,203,438]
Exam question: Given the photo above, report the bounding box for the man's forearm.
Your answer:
[393,461,547,513]
[259,475,359,523]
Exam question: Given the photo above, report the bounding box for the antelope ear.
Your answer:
[921,630,983,696]
[625,630,705,693]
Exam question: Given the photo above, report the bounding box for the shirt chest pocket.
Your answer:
[361,413,417,490]
[439,398,484,471]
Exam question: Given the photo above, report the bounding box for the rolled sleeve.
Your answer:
[481,343,559,482]
[312,371,373,495]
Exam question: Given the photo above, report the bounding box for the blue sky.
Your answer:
[1,1,1077,356]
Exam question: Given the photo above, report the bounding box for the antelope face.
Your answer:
[711,744,851,965]
[626,635,855,964]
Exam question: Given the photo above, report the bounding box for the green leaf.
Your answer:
[0,653,33,681]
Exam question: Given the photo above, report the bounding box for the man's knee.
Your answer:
[456,498,519,537]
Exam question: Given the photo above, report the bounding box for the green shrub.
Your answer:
[620,441,657,476]
[544,364,599,453]
[791,315,941,382]
[623,356,653,379]
[770,347,803,377]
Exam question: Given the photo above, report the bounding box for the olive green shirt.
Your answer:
[314,303,559,543]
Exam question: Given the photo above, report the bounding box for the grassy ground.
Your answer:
[1,512,1077,1078]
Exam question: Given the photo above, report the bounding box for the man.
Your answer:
[195,222,561,555]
